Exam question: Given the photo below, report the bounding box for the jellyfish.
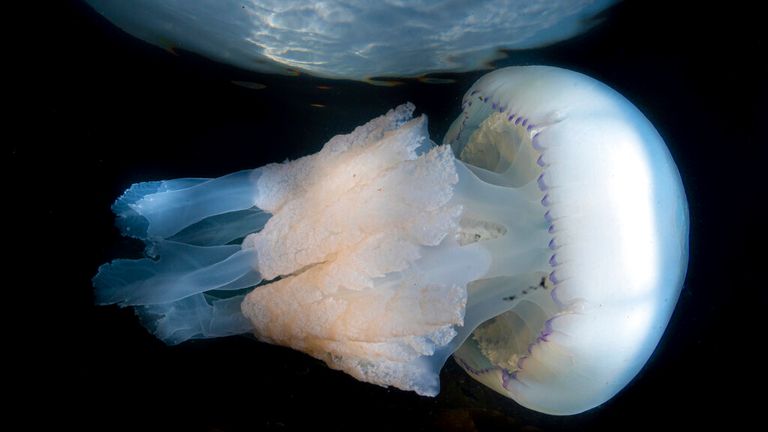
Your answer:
[94,66,688,415]
[84,0,617,80]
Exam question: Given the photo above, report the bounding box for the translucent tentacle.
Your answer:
[169,208,270,246]
[96,169,269,345]
[113,169,262,240]
[137,293,252,345]
[94,242,261,306]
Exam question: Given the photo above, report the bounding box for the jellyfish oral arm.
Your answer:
[239,104,494,395]
[95,104,492,394]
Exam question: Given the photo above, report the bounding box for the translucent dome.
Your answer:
[85,0,617,79]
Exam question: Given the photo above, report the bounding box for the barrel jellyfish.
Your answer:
[84,0,617,80]
[95,66,689,415]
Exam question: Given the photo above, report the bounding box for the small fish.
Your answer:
[231,81,267,90]
[364,78,405,87]
[309,103,326,108]
[417,77,456,84]
[156,37,179,56]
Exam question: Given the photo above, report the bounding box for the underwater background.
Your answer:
[15,0,763,430]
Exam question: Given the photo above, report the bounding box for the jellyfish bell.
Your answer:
[441,66,689,414]
[94,66,688,415]
[84,0,618,80]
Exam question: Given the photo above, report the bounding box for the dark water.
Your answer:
[16,1,764,430]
